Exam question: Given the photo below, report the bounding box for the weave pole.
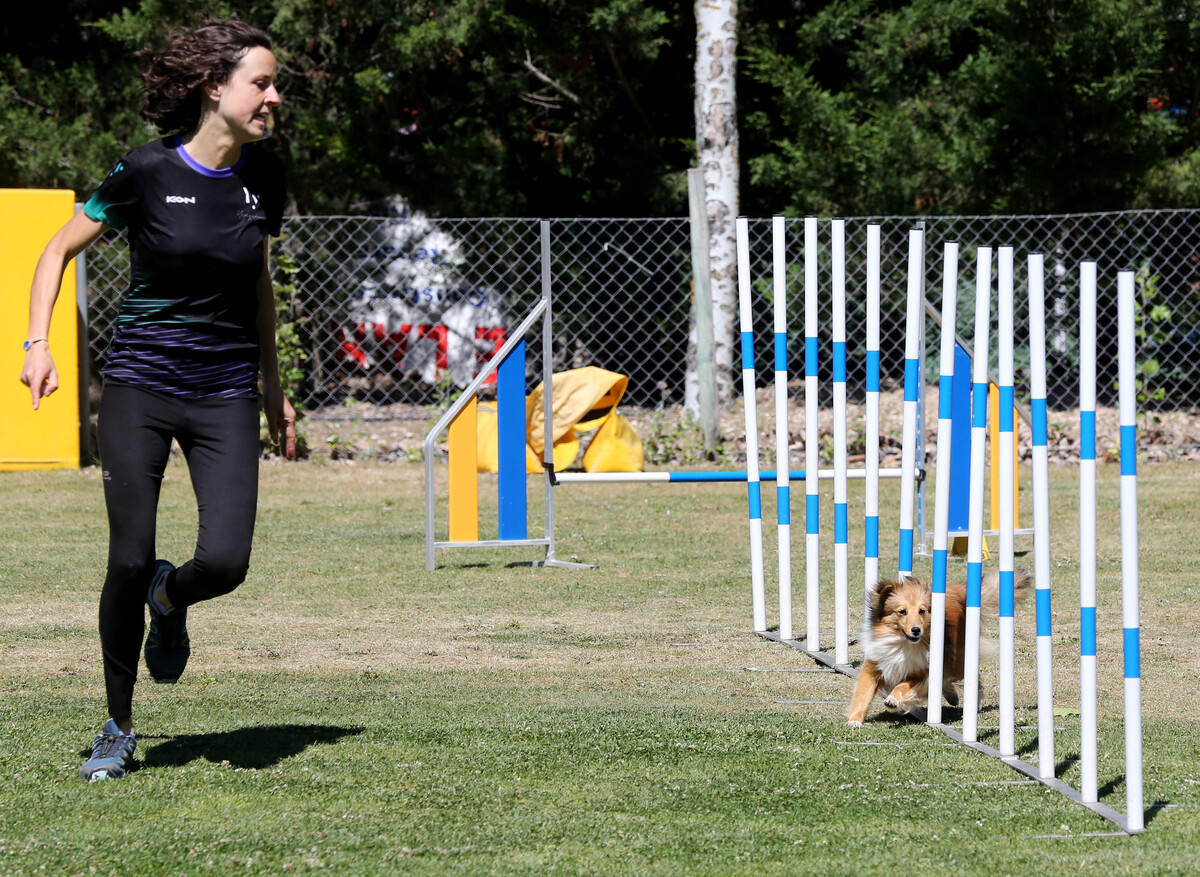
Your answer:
[997,245,1017,757]
[897,227,924,578]
[1028,253,1056,778]
[1078,259,1099,802]
[804,216,821,651]
[927,240,959,725]
[1118,268,1145,833]
[736,216,767,633]
[772,215,793,641]
[832,218,850,665]
[962,246,992,743]
[863,224,882,608]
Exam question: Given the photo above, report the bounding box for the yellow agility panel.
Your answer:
[448,395,479,542]
[0,189,80,471]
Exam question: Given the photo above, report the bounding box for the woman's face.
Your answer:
[211,46,281,142]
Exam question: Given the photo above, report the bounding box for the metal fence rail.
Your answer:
[81,209,1200,416]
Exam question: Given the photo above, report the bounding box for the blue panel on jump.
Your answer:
[1036,588,1052,637]
[747,480,762,520]
[497,340,527,540]
[806,494,819,535]
[1032,398,1048,445]
[833,341,846,382]
[865,350,880,392]
[972,381,988,428]
[903,358,920,402]
[1124,627,1141,678]
[774,333,788,372]
[947,346,973,533]
[999,569,1015,617]
[834,504,847,542]
[999,386,1014,431]
[777,485,790,525]
[931,550,947,593]
[899,529,913,570]
[864,516,879,555]
[1081,606,1097,656]
[1121,424,1138,476]
[741,331,755,370]
[966,563,982,607]
[805,336,818,377]
[1081,410,1097,461]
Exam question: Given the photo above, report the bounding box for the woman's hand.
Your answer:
[263,384,297,460]
[19,343,58,410]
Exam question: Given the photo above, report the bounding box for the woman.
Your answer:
[19,19,296,781]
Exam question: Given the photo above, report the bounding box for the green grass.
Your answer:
[1,460,1198,875]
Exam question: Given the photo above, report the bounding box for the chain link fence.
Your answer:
[81,209,1200,418]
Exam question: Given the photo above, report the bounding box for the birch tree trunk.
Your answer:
[686,0,738,414]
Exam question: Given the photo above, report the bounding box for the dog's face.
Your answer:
[876,577,931,643]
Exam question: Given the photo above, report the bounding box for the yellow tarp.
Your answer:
[476,366,643,473]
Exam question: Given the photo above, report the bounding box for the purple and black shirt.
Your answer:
[84,136,286,399]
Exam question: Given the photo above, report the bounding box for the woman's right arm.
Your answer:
[20,210,109,409]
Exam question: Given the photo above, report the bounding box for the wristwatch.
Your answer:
[23,339,48,351]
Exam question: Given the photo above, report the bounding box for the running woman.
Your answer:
[19,20,296,781]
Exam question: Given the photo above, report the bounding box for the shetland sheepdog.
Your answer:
[845,569,1031,727]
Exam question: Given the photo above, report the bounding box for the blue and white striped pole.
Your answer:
[1078,259,1099,802]
[898,227,924,578]
[772,216,792,641]
[997,245,1017,758]
[963,246,993,743]
[927,240,959,725]
[864,225,882,607]
[832,219,850,665]
[1028,253,1056,779]
[1118,268,1144,833]
[736,217,767,633]
[804,216,821,651]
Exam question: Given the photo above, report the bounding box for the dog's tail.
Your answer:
[978,568,1032,614]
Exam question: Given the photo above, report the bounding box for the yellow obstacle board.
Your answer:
[0,189,80,470]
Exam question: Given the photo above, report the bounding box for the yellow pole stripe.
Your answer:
[986,381,1020,532]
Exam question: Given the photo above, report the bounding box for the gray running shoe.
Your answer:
[79,719,137,781]
[145,559,189,682]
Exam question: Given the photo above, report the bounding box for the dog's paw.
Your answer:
[883,694,900,709]
[846,719,863,729]
[944,687,960,707]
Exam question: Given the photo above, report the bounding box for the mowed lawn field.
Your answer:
[1,457,1198,876]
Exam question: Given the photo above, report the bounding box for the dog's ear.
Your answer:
[870,579,898,623]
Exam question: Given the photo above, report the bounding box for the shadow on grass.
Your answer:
[138,724,364,770]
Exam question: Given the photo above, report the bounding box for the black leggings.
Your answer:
[97,382,260,724]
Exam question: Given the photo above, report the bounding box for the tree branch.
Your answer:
[522,50,582,106]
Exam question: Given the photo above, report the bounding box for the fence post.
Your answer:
[687,168,720,451]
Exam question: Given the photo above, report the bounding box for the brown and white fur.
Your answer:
[845,569,1031,727]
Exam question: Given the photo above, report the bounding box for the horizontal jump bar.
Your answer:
[435,538,552,549]
[554,468,910,484]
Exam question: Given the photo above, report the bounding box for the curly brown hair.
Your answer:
[141,20,273,134]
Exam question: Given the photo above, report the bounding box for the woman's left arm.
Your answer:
[257,237,297,459]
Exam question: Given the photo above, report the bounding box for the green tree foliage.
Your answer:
[742,0,1195,215]
[0,0,146,192]
[6,0,1200,217]
[268,0,694,215]
[1,0,692,216]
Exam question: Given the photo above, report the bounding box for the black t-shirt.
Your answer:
[84,136,286,398]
